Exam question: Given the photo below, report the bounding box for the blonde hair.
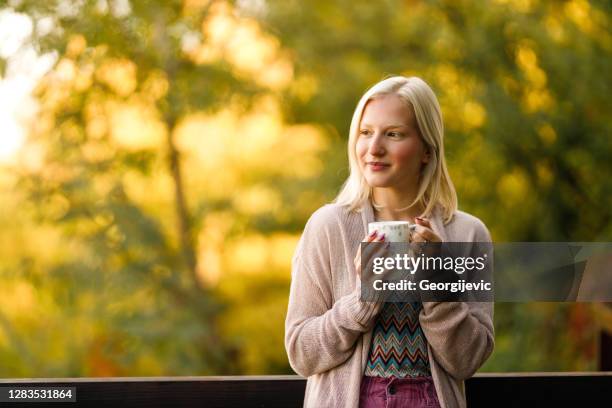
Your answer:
[333,76,457,224]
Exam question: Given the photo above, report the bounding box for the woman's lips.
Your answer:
[367,162,390,171]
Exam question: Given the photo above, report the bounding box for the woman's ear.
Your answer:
[422,148,430,164]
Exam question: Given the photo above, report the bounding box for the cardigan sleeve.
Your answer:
[418,220,495,381]
[284,206,381,377]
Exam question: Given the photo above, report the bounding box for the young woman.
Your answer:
[285,76,494,408]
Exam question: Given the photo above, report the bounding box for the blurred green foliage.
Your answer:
[0,0,610,377]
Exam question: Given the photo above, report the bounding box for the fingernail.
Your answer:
[380,233,386,241]
[369,230,377,238]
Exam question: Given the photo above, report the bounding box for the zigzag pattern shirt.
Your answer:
[364,302,431,378]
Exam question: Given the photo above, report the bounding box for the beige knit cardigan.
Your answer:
[285,201,495,408]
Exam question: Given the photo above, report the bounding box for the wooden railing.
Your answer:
[1,372,610,407]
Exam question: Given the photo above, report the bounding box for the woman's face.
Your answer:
[356,94,429,190]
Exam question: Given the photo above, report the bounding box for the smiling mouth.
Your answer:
[367,162,390,170]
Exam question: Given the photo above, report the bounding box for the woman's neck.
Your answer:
[371,188,424,222]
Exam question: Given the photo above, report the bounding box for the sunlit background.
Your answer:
[0,0,611,377]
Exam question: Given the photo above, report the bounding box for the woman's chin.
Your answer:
[364,177,393,188]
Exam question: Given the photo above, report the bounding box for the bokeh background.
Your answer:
[0,0,610,377]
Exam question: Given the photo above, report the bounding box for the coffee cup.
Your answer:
[368,221,416,242]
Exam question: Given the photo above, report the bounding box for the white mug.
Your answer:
[368,221,416,242]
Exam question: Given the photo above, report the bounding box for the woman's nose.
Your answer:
[368,134,385,156]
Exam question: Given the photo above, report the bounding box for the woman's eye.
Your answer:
[359,129,371,136]
[387,132,402,138]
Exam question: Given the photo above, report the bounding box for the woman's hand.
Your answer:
[412,217,442,259]
[411,217,442,243]
[353,230,389,290]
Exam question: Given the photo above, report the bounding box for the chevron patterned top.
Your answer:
[364,302,431,378]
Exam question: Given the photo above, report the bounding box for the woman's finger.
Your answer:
[355,230,385,273]
[415,217,431,228]
[366,230,379,242]
[411,231,424,243]
[355,231,378,261]
[412,225,441,242]
[362,243,390,275]
[361,233,387,263]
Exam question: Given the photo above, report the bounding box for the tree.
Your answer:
[0,0,270,375]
